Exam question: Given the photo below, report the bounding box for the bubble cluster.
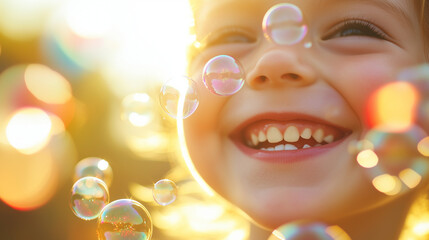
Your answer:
[153,179,178,206]
[268,222,350,240]
[75,157,113,187]
[97,199,153,240]
[202,55,245,96]
[356,126,429,195]
[70,177,109,220]
[159,76,199,119]
[262,3,308,45]
[121,93,154,127]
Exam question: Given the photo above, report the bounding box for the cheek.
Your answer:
[332,58,397,131]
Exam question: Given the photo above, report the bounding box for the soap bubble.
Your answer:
[153,179,178,206]
[121,93,154,127]
[70,177,109,220]
[97,199,153,240]
[268,222,350,240]
[202,55,245,96]
[358,125,429,195]
[159,76,199,119]
[74,157,113,187]
[262,3,308,45]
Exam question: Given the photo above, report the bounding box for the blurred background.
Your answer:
[0,0,250,239]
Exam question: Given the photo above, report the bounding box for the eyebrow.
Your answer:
[319,0,413,25]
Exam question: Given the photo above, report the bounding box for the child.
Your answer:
[183,0,429,239]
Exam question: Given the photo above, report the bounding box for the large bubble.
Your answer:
[97,199,153,240]
[268,222,350,240]
[159,76,199,119]
[202,55,245,96]
[262,3,308,45]
[355,125,429,195]
[70,177,109,220]
[74,157,113,187]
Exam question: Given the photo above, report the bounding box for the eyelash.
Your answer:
[200,27,257,48]
[323,19,388,40]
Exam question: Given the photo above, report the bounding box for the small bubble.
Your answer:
[262,3,308,45]
[202,55,245,96]
[97,199,153,240]
[268,222,350,240]
[153,179,178,206]
[121,93,154,127]
[70,177,109,220]
[75,157,113,187]
[159,76,199,119]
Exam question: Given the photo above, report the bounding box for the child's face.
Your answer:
[184,0,426,229]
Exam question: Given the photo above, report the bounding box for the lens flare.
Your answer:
[262,3,308,45]
[97,199,153,240]
[202,55,245,96]
[121,93,154,127]
[70,177,109,220]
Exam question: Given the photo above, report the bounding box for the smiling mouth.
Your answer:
[242,120,348,151]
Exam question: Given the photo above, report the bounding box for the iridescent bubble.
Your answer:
[398,64,429,130]
[159,76,199,119]
[202,55,245,96]
[121,93,154,127]
[262,3,308,45]
[70,177,109,220]
[97,199,153,240]
[268,222,350,240]
[74,157,113,187]
[358,125,429,195]
[153,179,178,206]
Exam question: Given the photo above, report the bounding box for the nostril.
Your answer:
[281,73,301,81]
[255,75,268,84]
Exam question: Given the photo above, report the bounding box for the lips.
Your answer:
[229,113,352,163]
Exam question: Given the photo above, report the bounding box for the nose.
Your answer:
[246,48,316,89]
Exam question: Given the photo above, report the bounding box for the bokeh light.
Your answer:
[262,3,308,45]
[97,199,153,240]
[121,93,154,127]
[24,64,72,105]
[153,179,178,206]
[159,76,199,119]
[70,176,109,220]
[74,157,113,188]
[268,222,350,240]
[366,81,419,131]
[202,55,245,96]
[6,108,52,155]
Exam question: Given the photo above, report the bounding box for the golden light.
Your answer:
[0,0,55,40]
[399,168,422,189]
[356,149,379,168]
[0,146,58,210]
[97,159,110,171]
[418,137,429,156]
[65,0,113,38]
[129,182,155,203]
[325,225,352,240]
[121,93,153,127]
[24,64,72,105]
[224,229,248,240]
[372,174,402,196]
[413,222,429,236]
[6,108,52,155]
[369,81,419,130]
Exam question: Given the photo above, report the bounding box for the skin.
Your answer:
[184,0,427,239]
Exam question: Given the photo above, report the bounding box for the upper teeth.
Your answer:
[249,125,334,147]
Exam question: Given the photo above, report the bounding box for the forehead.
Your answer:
[192,0,417,21]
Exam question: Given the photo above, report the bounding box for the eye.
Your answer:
[200,27,257,48]
[323,19,388,40]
